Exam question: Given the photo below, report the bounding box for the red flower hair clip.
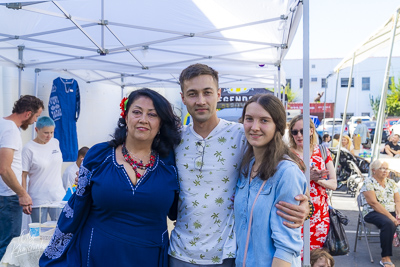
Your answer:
[119,97,128,118]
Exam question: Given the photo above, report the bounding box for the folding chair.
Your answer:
[354,193,380,263]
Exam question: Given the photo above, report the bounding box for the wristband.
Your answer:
[305,200,314,220]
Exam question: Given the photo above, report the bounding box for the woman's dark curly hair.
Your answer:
[109,88,181,157]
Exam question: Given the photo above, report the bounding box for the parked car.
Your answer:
[347,116,372,136]
[391,119,400,136]
[384,118,400,134]
[362,121,389,148]
[216,108,243,122]
[316,118,349,140]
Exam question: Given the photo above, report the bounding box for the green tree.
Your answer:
[282,84,298,102]
[386,77,400,116]
[369,94,381,119]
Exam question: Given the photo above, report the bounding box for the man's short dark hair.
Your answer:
[12,95,44,114]
[333,134,340,140]
[77,146,89,158]
[179,63,219,91]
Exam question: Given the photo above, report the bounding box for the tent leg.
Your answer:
[302,0,311,266]
[322,79,327,121]
[17,46,24,97]
[277,65,282,102]
[101,0,105,50]
[121,74,125,99]
[331,72,340,138]
[335,53,356,172]
[371,9,400,161]
[32,69,41,139]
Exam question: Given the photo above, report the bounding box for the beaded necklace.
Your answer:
[122,143,155,179]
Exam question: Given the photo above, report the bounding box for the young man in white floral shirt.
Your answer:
[168,64,309,267]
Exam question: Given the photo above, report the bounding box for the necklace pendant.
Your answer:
[136,173,141,179]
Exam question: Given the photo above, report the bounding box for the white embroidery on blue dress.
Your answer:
[161,229,168,243]
[76,166,91,196]
[87,228,94,267]
[44,226,73,259]
[62,203,74,218]
[171,165,180,191]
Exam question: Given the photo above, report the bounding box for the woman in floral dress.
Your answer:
[360,159,400,267]
[288,115,337,251]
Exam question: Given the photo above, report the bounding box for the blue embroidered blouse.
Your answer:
[39,142,179,267]
[234,159,307,267]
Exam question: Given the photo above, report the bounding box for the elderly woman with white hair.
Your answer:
[360,159,400,267]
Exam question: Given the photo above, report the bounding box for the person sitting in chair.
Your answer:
[360,159,400,267]
[382,133,400,158]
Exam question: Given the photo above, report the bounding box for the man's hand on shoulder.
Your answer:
[275,194,309,229]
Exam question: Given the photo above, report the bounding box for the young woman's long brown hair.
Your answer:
[240,94,305,180]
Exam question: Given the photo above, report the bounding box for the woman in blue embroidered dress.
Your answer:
[234,94,307,267]
[40,88,181,267]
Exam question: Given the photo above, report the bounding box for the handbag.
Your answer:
[323,207,350,256]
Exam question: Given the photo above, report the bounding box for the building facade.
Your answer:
[282,57,400,119]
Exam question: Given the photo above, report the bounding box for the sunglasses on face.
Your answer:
[291,129,304,136]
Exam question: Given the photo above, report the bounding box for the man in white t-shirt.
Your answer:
[62,146,89,191]
[0,95,44,259]
[169,64,309,266]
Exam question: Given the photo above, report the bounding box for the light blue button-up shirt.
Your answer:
[234,159,307,267]
[354,122,368,143]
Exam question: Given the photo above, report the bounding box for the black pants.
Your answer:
[364,211,397,257]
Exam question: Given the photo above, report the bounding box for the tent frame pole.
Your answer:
[302,0,310,265]
[32,68,41,139]
[322,77,328,122]
[52,1,105,54]
[121,74,125,99]
[331,72,340,138]
[17,45,24,96]
[371,9,400,161]
[101,0,105,50]
[335,53,356,173]
[278,65,282,102]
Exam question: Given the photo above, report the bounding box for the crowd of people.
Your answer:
[1,63,399,266]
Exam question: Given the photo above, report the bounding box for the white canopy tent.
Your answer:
[0,1,316,265]
[331,7,400,168]
[0,0,300,91]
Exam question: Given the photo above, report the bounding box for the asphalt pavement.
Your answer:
[329,187,400,267]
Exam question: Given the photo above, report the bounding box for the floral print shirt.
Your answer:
[360,176,398,217]
[169,119,246,264]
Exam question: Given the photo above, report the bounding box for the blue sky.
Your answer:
[285,0,400,59]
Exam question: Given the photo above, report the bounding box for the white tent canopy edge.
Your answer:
[0,0,301,89]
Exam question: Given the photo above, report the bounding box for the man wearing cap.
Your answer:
[382,133,400,158]
[353,118,368,148]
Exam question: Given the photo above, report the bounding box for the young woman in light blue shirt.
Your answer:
[234,94,307,267]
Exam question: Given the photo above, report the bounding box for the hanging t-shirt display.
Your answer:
[48,77,80,162]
